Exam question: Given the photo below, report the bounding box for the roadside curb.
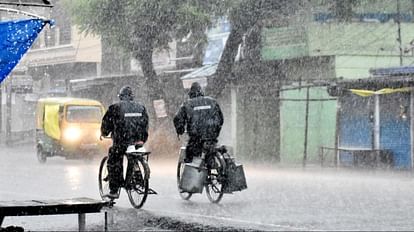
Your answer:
[94,207,254,231]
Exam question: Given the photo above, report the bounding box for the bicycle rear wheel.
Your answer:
[126,156,149,209]
[205,153,226,203]
[177,154,192,200]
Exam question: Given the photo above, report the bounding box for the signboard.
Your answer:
[202,17,230,65]
[11,75,33,93]
[203,33,229,65]
[153,99,167,118]
[261,26,309,60]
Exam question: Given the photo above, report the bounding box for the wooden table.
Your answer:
[319,147,392,168]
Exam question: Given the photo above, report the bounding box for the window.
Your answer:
[66,105,102,123]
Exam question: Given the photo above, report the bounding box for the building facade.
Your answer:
[260,0,414,165]
[0,0,101,145]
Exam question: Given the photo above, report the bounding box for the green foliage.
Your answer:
[64,0,238,106]
[65,0,232,58]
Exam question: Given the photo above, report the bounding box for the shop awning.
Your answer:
[328,76,414,97]
[350,87,413,97]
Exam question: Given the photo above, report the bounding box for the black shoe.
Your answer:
[184,157,193,163]
[103,190,119,199]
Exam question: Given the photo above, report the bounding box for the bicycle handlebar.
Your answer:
[100,135,111,141]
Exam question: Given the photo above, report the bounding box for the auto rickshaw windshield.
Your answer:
[66,105,102,123]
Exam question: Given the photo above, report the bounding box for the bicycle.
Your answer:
[177,139,227,203]
[98,138,156,209]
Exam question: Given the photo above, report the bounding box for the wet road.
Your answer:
[2,144,414,231]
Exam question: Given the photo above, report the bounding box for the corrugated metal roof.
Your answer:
[180,64,217,80]
[370,66,414,77]
[0,0,52,7]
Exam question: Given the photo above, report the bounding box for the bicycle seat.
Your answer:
[126,144,150,154]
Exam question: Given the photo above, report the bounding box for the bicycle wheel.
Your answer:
[205,153,226,203]
[177,154,192,200]
[126,156,149,209]
[98,156,111,200]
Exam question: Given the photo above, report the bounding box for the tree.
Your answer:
[66,0,230,115]
[208,0,295,97]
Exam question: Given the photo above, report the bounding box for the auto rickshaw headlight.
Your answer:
[63,127,81,141]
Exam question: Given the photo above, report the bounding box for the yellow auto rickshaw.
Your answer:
[35,97,110,163]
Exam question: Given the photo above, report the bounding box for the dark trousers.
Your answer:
[185,137,203,162]
[107,145,127,193]
[186,137,217,162]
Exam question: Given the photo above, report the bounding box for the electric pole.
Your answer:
[397,0,403,66]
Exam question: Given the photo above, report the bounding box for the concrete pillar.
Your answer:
[78,213,85,231]
[410,91,414,169]
[374,95,380,150]
[6,82,11,146]
[231,86,237,155]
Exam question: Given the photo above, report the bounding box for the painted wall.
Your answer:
[308,23,414,79]
[280,87,336,164]
[338,94,375,165]
[262,3,414,78]
[338,92,411,169]
[379,93,411,169]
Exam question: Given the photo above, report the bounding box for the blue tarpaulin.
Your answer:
[0,18,50,83]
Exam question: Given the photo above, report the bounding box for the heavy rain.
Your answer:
[1,0,414,231]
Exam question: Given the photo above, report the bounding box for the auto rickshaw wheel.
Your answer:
[37,146,47,164]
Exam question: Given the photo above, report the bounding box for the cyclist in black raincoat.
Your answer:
[173,82,224,163]
[101,86,149,198]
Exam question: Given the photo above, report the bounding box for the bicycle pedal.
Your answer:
[104,199,116,208]
[148,188,157,194]
[109,201,116,207]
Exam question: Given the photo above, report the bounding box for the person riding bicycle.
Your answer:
[101,86,149,199]
[173,82,224,163]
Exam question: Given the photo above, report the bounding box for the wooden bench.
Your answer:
[0,197,109,231]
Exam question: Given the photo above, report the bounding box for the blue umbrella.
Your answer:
[0,18,52,83]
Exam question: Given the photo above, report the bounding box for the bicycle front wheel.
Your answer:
[126,156,149,209]
[205,153,226,203]
[98,156,111,200]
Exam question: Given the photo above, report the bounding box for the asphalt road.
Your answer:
[2,144,414,231]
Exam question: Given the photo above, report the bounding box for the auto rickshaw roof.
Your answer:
[37,97,103,106]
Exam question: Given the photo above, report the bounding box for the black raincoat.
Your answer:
[101,100,149,146]
[173,83,223,162]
